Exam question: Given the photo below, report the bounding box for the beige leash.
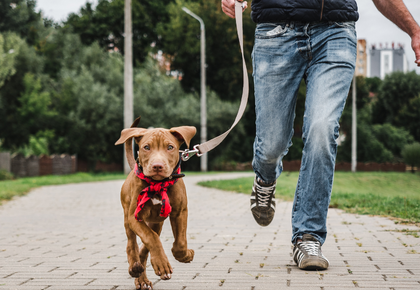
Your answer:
[181,0,249,161]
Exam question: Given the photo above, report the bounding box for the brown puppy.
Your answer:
[115,117,196,290]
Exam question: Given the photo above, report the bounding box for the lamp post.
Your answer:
[182,7,207,172]
[351,74,357,172]
[124,0,133,174]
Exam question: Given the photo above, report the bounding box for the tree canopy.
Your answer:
[372,71,420,142]
[64,0,174,63]
[1,0,420,170]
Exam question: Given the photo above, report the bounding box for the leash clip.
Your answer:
[181,145,203,161]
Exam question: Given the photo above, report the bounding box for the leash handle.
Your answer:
[182,1,249,161]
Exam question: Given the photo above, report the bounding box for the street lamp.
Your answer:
[124,0,134,174]
[182,7,207,172]
[351,74,357,172]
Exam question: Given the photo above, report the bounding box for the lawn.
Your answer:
[0,171,217,204]
[198,172,420,224]
[0,172,127,203]
[2,171,419,224]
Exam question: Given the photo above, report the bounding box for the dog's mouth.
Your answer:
[148,172,169,181]
[144,164,171,181]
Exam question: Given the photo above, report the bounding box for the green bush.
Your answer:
[0,169,14,181]
[337,122,394,163]
[14,133,50,157]
[372,123,414,158]
[401,142,420,173]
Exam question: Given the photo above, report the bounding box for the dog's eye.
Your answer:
[144,145,150,151]
[167,145,174,150]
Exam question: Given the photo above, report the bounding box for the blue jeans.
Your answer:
[251,21,357,245]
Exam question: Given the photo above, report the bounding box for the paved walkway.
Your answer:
[0,172,419,290]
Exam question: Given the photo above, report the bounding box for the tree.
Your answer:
[158,0,255,102]
[18,73,56,136]
[156,0,258,164]
[64,0,174,64]
[365,77,382,94]
[335,73,420,163]
[0,0,47,46]
[401,142,420,173]
[0,32,24,88]
[397,95,420,142]
[371,123,414,158]
[338,107,394,163]
[372,71,420,126]
[340,75,370,136]
[63,0,260,165]
[14,131,51,157]
[337,104,414,163]
[0,32,44,149]
[47,40,125,167]
[132,57,244,170]
[372,71,420,142]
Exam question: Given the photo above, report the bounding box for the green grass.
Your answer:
[0,172,127,203]
[3,171,420,223]
[198,172,420,223]
[0,171,218,203]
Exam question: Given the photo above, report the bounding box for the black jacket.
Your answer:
[251,0,359,23]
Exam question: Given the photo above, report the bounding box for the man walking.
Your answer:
[222,0,420,270]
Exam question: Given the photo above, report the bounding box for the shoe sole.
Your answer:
[250,207,275,227]
[298,256,329,270]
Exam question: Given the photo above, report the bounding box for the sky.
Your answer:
[36,0,420,74]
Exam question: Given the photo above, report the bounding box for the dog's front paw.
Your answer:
[150,254,173,280]
[135,274,153,290]
[173,248,195,263]
[129,261,144,278]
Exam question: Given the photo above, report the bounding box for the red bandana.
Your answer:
[134,164,181,221]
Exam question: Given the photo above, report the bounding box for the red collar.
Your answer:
[134,164,183,221]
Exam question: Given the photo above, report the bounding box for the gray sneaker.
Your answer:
[293,234,329,270]
[250,177,276,227]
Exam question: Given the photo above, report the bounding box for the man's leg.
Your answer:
[251,22,307,226]
[291,21,357,269]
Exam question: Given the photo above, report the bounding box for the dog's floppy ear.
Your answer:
[170,126,197,148]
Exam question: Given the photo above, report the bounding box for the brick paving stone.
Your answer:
[1,173,419,290]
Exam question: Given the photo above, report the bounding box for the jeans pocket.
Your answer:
[255,23,288,39]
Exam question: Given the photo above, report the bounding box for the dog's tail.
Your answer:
[115,116,144,172]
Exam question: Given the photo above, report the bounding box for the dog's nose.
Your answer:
[152,163,164,172]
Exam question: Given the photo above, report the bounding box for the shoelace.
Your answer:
[255,183,275,207]
[298,240,321,256]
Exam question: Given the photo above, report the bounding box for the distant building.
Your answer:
[355,39,367,77]
[368,42,408,79]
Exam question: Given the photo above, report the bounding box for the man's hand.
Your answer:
[373,0,420,67]
[221,0,248,19]
[412,32,420,67]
